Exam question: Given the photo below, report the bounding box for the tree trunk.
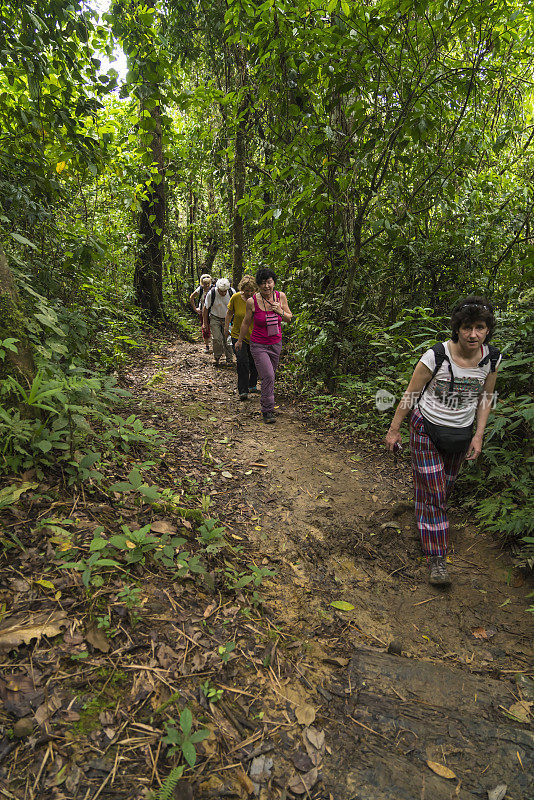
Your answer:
[328,221,362,389]
[232,102,247,286]
[134,102,165,319]
[204,234,220,273]
[0,247,35,384]
[232,44,249,287]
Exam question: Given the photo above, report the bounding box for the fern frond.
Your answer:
[157,766,184,800]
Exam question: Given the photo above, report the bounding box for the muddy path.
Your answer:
[127,335,534,799]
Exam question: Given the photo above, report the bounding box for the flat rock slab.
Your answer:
[321,648,533,800]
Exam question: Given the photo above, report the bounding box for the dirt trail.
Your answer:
[131,336,534,799]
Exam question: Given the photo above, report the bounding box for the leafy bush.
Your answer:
[461,307,534,562]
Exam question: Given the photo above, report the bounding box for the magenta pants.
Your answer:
[250,341,282,413]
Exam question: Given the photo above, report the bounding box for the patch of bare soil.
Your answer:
[0,331,532,800]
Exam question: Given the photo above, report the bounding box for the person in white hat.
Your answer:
[203,278,235,366]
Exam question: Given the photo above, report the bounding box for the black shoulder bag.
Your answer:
[418,343,500,455]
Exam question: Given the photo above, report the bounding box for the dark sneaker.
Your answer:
[262,411,275,424]
[239,393,248,401]
[428,556,451,586]
[248,386,259,393]
[205,346,210,353]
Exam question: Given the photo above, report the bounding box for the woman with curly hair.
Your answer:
[385,296,501,586]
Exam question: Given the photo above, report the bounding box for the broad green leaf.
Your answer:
[330,601,355,611]
[10,232,37,250]
[180,707,192,736]
[181,740,196,767]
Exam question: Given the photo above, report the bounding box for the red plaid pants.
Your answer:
[410,408,466,557]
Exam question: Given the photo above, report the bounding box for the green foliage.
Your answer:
[156,766,185,800]
[0,338,19,362]
[200,679,223,703]
[218,641,236,664]
[224,562,276,592]
[461,308,534,562]
[110,467,162,502]
[0,368,157,480]
[0,482,37,551]
[162,709,210,768]
[0,482,36,513]
[196,518,226,554]
[57,518,203,587]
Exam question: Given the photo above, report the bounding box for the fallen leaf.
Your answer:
[471,627,496,640]
[291,750,314,772]
[288,767,318,794]
[85,625,110,653]
[34,694,63,725]
[295,703,316,726]
[487,784,507,800]
[203,603,217,618]
[505,701,532,724]
[221,471,233,479]
[304,726,325,751]
[236,766,254,795]
[249,755,273,783]
[65,764,83,795]
[13,717,34,738]
[35,579,56,591]
[322,656,349,667]
[0,612,68,652]
[330,601,355,611]
[380,521,401,531]
[150,520,176,534]
[426,761,456,779]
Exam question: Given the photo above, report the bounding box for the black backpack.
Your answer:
[206,285,234,317]
[421,342,501,396]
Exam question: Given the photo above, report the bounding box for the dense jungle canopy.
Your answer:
[0,1,533,797]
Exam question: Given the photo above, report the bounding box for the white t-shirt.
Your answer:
[204,288,232,318]
[418,341,501,427]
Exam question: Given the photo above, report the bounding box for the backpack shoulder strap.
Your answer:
[431,342,446,373]
[208,287,216,309]
[228,287,234,297]
[419,343,450,400]
[478,344,501,372]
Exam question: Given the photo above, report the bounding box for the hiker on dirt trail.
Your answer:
[236,268,292,424]
[385,296,501,587]
[203,277,235,367]
[224,274,259,401]
[189,274,213,353]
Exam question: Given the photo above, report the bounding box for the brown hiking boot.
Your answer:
[428,556,451,586]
